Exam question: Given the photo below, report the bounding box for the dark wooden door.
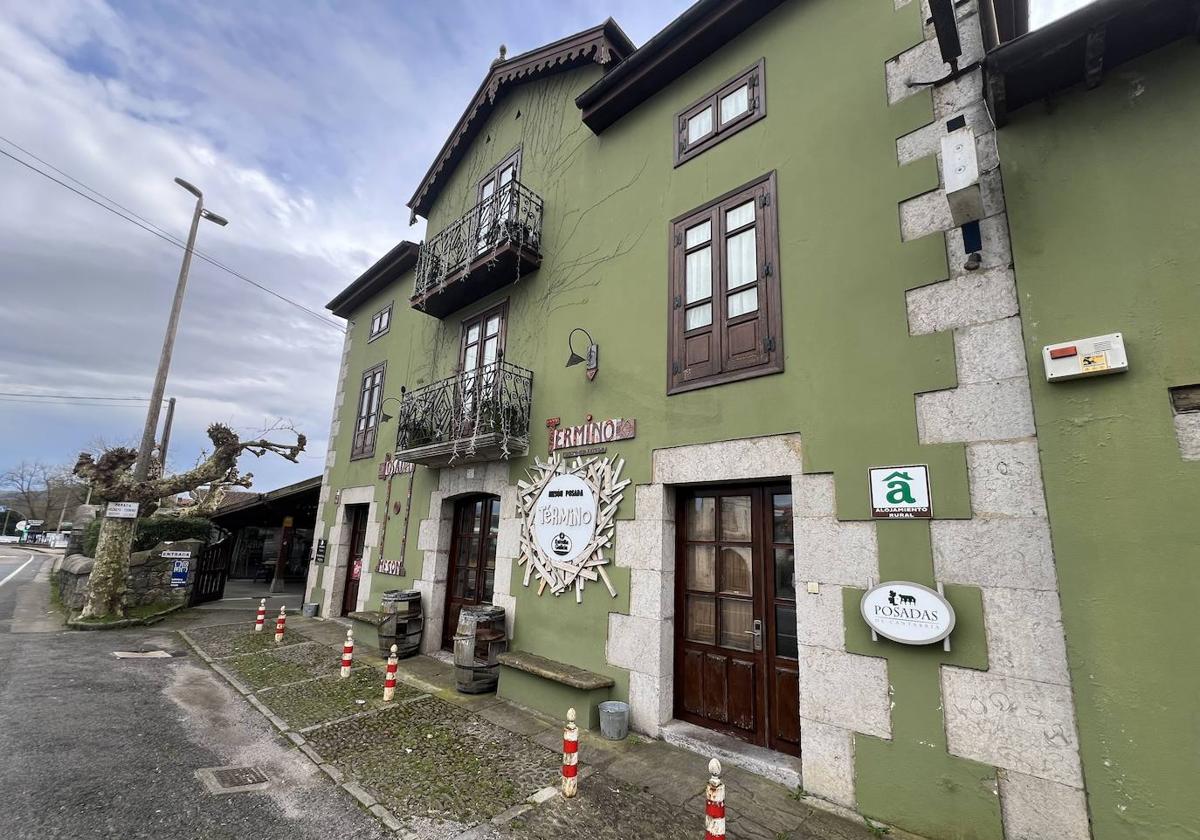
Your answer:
[443,494,500,649]
[341,504,369,616]
[674,485,799,755]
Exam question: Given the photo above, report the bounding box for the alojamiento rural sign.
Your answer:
[868,465,932,518]
[860,581,955,645]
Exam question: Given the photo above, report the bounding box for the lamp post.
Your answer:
[132,178,228,482]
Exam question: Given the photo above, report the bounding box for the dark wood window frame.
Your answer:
[350,361,386,460]
[459,300,509,372]
[367,303,393,343]
[667,171,783,395]
[674,59,767,167]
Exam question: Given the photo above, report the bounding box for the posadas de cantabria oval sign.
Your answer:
[860,581,956,645]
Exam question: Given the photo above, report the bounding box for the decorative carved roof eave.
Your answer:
[406,21,634,222]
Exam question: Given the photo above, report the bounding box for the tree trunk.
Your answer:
[80,516,135,619]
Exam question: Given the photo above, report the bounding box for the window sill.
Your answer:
[667,360,783,396]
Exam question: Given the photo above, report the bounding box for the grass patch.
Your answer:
[221,642,344,690]
[185,622,307,658]
[257,667,420,729]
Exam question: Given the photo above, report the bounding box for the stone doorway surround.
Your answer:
[411,461,522,654]
[317,485,378,619]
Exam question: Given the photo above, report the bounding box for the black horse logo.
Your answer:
[888,590,917,606]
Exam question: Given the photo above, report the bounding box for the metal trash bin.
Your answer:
[599,700,630,740]
[454,604,507,694]
[382,589,423,658]
[301,602,319,618]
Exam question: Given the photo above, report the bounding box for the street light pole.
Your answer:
[132,179,227,482]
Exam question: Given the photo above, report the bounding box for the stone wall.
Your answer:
[57,539,203,612]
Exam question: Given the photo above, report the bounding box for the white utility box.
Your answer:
[1042,333,1129,381]
[941,127,983,226]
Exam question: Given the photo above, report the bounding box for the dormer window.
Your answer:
[675,59,766,166]
[368,304,392,341]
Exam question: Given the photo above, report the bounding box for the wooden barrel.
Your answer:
[381,589,423,658]
[453,604,507,694]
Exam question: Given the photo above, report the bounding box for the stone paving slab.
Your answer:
[305,696,561,834]
[256,667,424,730]
[221,641,347,690]
[183,620,307,658]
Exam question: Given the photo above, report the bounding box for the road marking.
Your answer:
[0,556,34,589]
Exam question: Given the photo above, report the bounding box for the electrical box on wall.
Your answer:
[941,127,983,226]
[1043,333,1128,381]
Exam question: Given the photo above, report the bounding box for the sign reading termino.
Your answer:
[531,474,597,567]
[860,581,955,645]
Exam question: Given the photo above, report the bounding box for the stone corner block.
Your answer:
[916,379,1035,444]
[614,518,673,571]
[795,584,846,652]
[982,587,1069,686]
[1174,412,1200,460]
[628,671,672,737]
[941,667,1083,788]
[932,518,1056,590]
[906,266,1019,336]
[797,646,891,739]
[629,568,674,622]
[998,769,1091,840]
[417,517,451,552]
[634,483,673,522]
[965,440,1048,518]
[792,473,835,519]
[652,434,802,485]
[800,718,856,809]
[606,613,669,677]
[794,519,879,587]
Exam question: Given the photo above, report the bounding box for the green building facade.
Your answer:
[304,2,1199,838]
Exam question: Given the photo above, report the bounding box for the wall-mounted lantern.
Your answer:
[566,328,599,381]
[380,389,405,423]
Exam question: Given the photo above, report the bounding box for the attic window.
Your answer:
[675,59,767,167]
[368,304,392,341]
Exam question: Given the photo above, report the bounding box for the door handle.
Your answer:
[746,619,763,652]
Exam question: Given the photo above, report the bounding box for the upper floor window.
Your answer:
[668,172,782,394]
[368,304,392,341]
[461,302,507,372]
[351,362,386,459]
[675,59,766,166]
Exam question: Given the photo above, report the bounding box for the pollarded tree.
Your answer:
[72,422,306,619]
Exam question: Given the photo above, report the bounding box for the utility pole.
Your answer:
[132,179,227,482]
[158,396,177,475]
[1,508,10,537]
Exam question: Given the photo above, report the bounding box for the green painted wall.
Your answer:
[1000,41,1200,840]
[316,3,1007,837]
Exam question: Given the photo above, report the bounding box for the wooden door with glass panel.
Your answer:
[341,504,370,617]
[674,485,799,754]
[477,151,520,253]
[459,304,506,434]
[442,494,501,649]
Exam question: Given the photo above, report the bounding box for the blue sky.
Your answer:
[0,0,1086,495]
[0,0,692,491]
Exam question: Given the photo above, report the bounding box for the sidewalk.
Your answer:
[180,613,916,840]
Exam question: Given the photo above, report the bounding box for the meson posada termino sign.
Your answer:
[860,581,955,645]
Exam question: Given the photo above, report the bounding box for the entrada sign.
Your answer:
[549,416,636,453]
[860,581,955,645]
[868,465,931,519]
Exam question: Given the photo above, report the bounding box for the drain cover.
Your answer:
[196,765,271,794]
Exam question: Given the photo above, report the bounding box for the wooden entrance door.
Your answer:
[443,494,501,649]
[674,485,800,754]
[341,504,369,616]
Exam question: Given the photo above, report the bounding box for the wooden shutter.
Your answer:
[719,181,772,374]
[670,207,720,391]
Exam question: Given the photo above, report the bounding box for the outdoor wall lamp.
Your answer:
[565,328,599,381]
[379,390,405,422]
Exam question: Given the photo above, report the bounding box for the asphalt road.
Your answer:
[0,547,389,840]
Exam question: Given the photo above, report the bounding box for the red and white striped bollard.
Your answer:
[274,605,286,643]
[383,644,398,701]
[340,628,354,678]
[705,758,725,840]
[254,598,266,632]
[561,707,579,798]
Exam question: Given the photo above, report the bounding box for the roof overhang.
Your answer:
[575,0,785,134]
[209,475,323,524]
[326,240,419,318]
[406,19,635,220]
[984,0,1199,125]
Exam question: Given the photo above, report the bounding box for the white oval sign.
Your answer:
[860,581,956,645]
[532,473,597,566]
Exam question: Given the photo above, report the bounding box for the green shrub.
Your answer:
[81,515,212,557]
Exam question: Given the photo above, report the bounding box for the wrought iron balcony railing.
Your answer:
[411,179,544,318]
[394,361,533,467]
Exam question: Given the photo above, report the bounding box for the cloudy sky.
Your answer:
[0,0,1088,496]
[0,0,695,493]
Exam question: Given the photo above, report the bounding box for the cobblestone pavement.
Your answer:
[183,619,919,840]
